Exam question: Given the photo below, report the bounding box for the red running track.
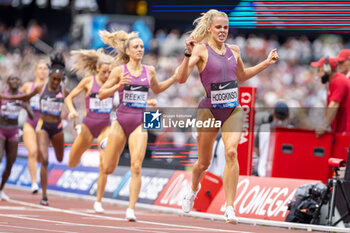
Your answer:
[0,188,314,233]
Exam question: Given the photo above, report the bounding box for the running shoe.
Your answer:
[93,201,104,213]
[31,183,39,194]
[125,208,136,221]
[100,138,108,151]
[224,206,238,224]
[0,190,10,201]
[40,197,49,206]
[182,183,201,213]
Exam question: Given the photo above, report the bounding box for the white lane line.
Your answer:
[133,227,215,232]
[0,223,77,233]
[0,214,168,233]
[0,206,42,211]
[9,199,250,233]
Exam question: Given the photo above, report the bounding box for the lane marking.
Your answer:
[0,214,170,233]
[0,206,45,211]
[0,223,78,233]
[9,199,250,233]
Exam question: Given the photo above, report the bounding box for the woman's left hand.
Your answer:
[266,49,279,65]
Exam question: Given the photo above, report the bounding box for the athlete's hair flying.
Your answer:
[70,49,114,77]
[99,30,139,65]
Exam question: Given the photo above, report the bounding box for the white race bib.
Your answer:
[1,102,21,119]
[122,85,148,108]
[41,98,63,116]
[89,94,113,113]
[211,80,239,109]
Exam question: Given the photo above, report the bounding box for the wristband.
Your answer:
[185,52,192,57]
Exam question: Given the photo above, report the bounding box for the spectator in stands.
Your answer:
[311,57,350,137]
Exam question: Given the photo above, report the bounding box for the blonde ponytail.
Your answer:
[191,9,228,43]
[70,49,114,77]
[99,30,139,65]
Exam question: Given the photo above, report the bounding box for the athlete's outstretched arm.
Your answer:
[234,45,279,83]
[1,84,43,102]
[99,66,130,100]
[65,77,91,120]
[176,36,202,84]
[149,66,177,94]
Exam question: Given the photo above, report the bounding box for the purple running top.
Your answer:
[117,64,150,114]
[199,43,239,109]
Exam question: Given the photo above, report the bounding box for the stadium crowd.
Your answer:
[1,22,349,138]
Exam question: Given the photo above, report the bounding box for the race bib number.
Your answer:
[122,85,148,108]
[1,102,21,119]
[30,94,40,111]
[41,97,63,116]
[89,93,113,113]
[211,80,239,109]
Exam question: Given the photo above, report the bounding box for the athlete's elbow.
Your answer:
[177,77,187,84]
[237,75,246,83]
[64,97,71,106]
[153,89,161,94]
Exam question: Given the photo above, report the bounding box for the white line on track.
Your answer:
[8,199,251,233]
[0,206,44,211]
[0,214,176,233]
[0,223,78,233]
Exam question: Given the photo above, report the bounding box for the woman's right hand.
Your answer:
[119,72,131,86]
[185,36,196,54]
[68,111,78,120]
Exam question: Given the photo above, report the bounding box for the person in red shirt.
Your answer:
[311,57,350,137]
[337,49,350,79]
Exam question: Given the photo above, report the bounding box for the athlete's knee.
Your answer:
[130,161,142,177]
[41,159,49,167]
[28,148,38,158]
[225,147,238,165]
[198,160,211,171]
[5,160,14,169]
[103,165,114,175]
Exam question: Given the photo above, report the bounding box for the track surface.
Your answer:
[0,188,315,233]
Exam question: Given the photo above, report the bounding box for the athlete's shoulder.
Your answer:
[82,75,93,83]
[21,81,33,93]
[227,44,240,53]
[112,65,123,73]
[193,43,207,53]
[109,65,123,78]
[146,65,156,74]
